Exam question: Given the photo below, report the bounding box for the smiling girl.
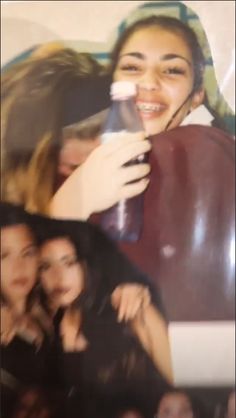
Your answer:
[51,14,233,221]
[111,16,205,136]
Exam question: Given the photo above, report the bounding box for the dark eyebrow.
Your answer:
[119,52,191,67]
[119,52,145,60]
[160,53,191,66]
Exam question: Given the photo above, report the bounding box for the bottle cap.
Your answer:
[110,81,137,99]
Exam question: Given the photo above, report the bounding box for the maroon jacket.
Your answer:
[115,125,235,321]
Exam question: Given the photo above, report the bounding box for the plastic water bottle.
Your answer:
[100,81,146,242]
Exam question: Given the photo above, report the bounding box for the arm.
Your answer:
[130,304,174,385]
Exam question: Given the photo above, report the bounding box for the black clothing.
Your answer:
[1,337,48,386]
[53,306,170,418]
[1,336,51,418]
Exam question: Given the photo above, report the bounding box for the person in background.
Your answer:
[0,202,52,418]
[33,215,172,417]
[226,390,235,418]
[114,406,146,418]
[1,45,150,217]
[110,395,150,418]
[155,390,203,418]
[11,387,55,418]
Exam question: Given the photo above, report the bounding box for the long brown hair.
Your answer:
[1,45,103,214]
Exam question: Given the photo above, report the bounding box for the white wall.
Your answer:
[170,322,235,386]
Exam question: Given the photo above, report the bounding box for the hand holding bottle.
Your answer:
[50,132,151,220]
[100,81,148,241]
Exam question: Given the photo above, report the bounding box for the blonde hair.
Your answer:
[62,109,108,142]
[1,45,104,214]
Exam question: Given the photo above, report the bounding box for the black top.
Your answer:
[53,306,170,418]
[1,336,50,387]
[1,335,52,418]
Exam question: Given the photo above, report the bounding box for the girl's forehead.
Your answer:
[40,237,75,251]
[160,393,191,406]
[120,26,192,57]
[1,223,33,239]
[130,26,181,41]
[121,412,143,418]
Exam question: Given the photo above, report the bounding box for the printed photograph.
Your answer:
[1,1,235,417]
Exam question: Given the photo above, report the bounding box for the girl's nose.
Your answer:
[138,69,161,91]
[51,265,66,285]
[56,269,65,283]
[12,256,27,272]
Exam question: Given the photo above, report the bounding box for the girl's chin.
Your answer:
[9,292,28,300]
[59,299,72,307]
[11,288,33,298]
[140,113,171,136]
[143,122,165,137]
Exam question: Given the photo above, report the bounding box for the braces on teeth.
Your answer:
[137,103,163,111]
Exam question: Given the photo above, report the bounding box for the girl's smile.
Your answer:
[114,27,204,135]
[136,99,168,120]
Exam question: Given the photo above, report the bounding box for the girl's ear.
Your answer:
[191,87,205,110]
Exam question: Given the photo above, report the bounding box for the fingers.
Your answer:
[52,131,151,218]
[111,286,129,322]
[100,131,146,156]
[111,284,151,323]
[142,288,151,308]
[127,298,143,320]
[111,287,120,310]
[120,296,143,322]
[112,139,151,168]
[119,163,150,184]
[117,290,131,323]
[119,177,150,200]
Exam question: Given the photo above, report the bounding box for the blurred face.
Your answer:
[114,27,204,136]
[227,391,235,418]
[39,238,85,308]
[12,388,51,418]
[58,137,100,178]
[1,224,38,303]
[119,410,144,418]
[157,392,194,418]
